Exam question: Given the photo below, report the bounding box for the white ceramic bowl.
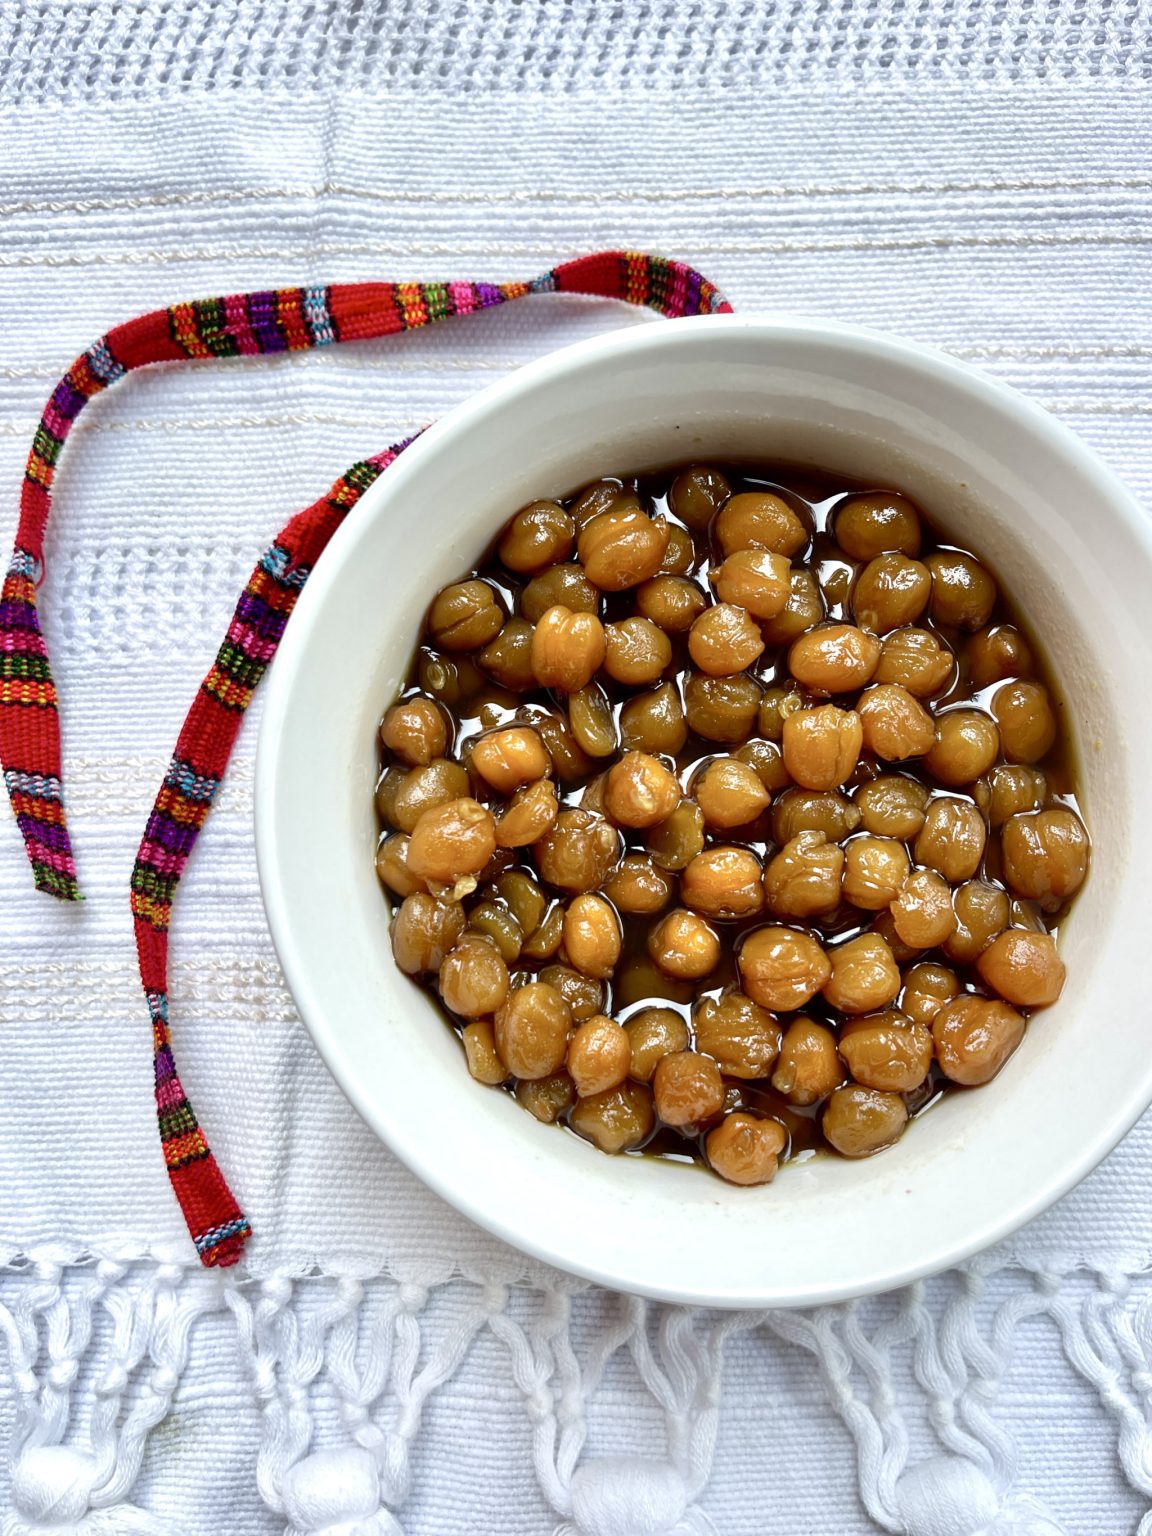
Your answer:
[256,314,1152,1308]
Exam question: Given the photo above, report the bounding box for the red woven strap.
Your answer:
[0,250,731,1267]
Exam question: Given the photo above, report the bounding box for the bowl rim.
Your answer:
[256,310,1152,1306]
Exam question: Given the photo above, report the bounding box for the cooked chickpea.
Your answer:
[871,908,921,965]
[619,681,689,755]
[688,602,766,676]
[976,928,1066,1007]
[874,627,954,698]
[975,763,1047,828]
[684,672,762,742]
[536,808,620,893]
[771,1018,841,1105]
[625,1007,691,1081]
[648,908,721,979]
[857,684,936,761]
[658,522,695,575]
[495,869,547,936]
[823,933,901,1014]
[923,710,1001,787]
[520,901,565,961]
[645,798,706,872]
[603,751,681,828]
[709,548,792,620]
[604,617,673,686]
[382,757,471,834]
[706,1113,788,1185]
[788,624,882,695]
[841,835,911,911]
[715,491,808,558]
[757,685,807,742]
[380,696,448,767]
[407,797,497,882]
[681,846,764,919]
[569,480,630,529]
[376,833,424,898]
[427,578,505,651]
[933,995,1026,1085]
[839,1011,932,1092]
[653,1050,725,1126]
[567,684,617,759]
[391,892,466,975]
[854,775,929,840]
[901,961,960,1025]
[782,704,863,791]
[563,894,622,980]
[771,788,861,845]
[967,624,1034,689]
[498,500,576,573]
[852,554,931,633]
[694,990,781,1078]
[764,830,844,919]
[495,778,559,847]
[578,506,670,590]
[567,1014,631,1096]
[823,1086,908,1157]
[635,575,708,634]
[739,926,831,1011]
[834,492,922,560]
[531,605,607,692]
[890,867,957,949]
[693,757,771,829]
[462,1020,508,1085]
[532,709,595,782]
[1001,808,1089,908]
[760,569,826,645]
[669,465,731,529]
[992,680,1057,764]
[603,853,676,915]
[926,550,997,630]
[438,934,511,1017]
[570,1082,655,1153]
[914,799,987,882]
[467,901,523,964]
[538,963,605,1023]
[521,562,600,623]
[736,738,791,793]
[478,618,537,691]
[945,880,1009,964]
[516,1072,576,1123]
[470,726,550,793]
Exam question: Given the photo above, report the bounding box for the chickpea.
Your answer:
[604,751,681,828]
[603,853,676,916]
[439,934,511,1017]
[427,578,505,651]
[991,680,1057,764]
[495,778,559,847]
[822,934,900,1014]
[706,1114,788,1185]
[873,627,954,698]
[757,684,808,742]
[538,963,605,1023]
[857,684,936,761]
[521,563,600,623]
[516,1072,576,1123]
[620,681,689,755]
[739,926,831,1011]
[788,624,882,695]
[376,833,425,898]
[715,491,808,558]
[840,1011,932,1093]
[380,696,448,767]
[467,684,522,733]
[681,846,764,920]
[945,880,1009,964]
[565,685,616,759]
[417,649,473,708]
[478,618,537,692]
[578,506,670,590]
[854,775,929,840]
[901,960,960,1025]
[694,990,781,1078]
[823,1086,908,1157]
[625,1008,691,1081]
[570,1082,655,1153]
[467,901,524,964]
[760,569,827,645]
[536,808,620,893]
[495,869,547,937]
[648,908,721,979]
[926,550,997,631]
[771,788,861,845]
[852,554,932,633]
[462,1020,508,1085]
[1001,808,1089,908]
[782,704,863,791]
[567,1014,631,1096]
[470,726,550,794]
[381,758,471,834]
[659,523,696,576]
[532,709,595,783]
[521,901,565,961]
[933,995,1026,1085]
[871,908,921,965]
[771,1018,841,1105]
[569,480,630,529]
[687,602,765,676]
[653,1050,726,1127]
[976,928,1066,1007]
[967,624,1034,689]
[975,764,1047,828]
[923,710,1001,787]
[709,548,792,620]
[890,867,958,949]
[407,797,497,883]
[833,492,922,560]
[736,738,792,793]
[669,465,731,529]
[694,758,771,829]
[635,575,708,634]
[914,799,987,882]
[390,892,466,974]
[531,605,607,693]
[498,500,576,573]
[562,894,622,980]
[645,798,706,872]
[841,835,911,911]
[683,672,762,743]
[764,830,844,919]
[604,617,672,686]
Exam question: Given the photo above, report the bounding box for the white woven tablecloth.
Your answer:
[2,5,1152,1534]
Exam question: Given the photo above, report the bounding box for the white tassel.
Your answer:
[558,1456,717,1536]
[892,1456,1066,1536]
[281,1447,404,1536]
[3,1445,169,1536]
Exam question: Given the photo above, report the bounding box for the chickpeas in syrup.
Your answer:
[375,465,1089,1187]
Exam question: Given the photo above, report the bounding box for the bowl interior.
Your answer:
[256,315,1152,1307]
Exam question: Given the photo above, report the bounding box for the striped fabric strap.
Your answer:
[0,250,731,1268]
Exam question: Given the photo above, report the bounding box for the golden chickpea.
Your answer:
[991,680,1057,764]
[462,1020,508,1085]
[901,960,960,1025]
[620,681,689,755]
[380,696,449,767]
[788,624,882,695]
[681,846,764,920]
[706,1114,788,1185]
[1001,808,1089,908]
[536,808,620,893]
[382,758,471,834]
[603,853,676,915]
[659,523,696,576]
[871,908,921,965]
[694,757,771,829]
[390,892,466,974]
[688,602,766,676]
[521,562,600,623]
[521,905,565,963]
[824,933,901,1014]
[498,500,576,573]
[578,506,670,591]
[604,617,673,686]
[470,726,550,794]
[975,764,1047,828]
[709,548,792,620]
[694,990,781,1078]
[923,710,1001,787]
[495,778,559,848]
[569,480,630,529]
[873,627,954,698]
[532,709,595,782]
[945,880,1009,964]
[757,684,807,742]
[914,799,987,882]
[736,738,792,793]
[567,1014,631,1096]
[841,835,911,911]
[715,491,808,558]
[926,550,997,631]
[570,1082,655,1153]
[648,908,721,979]
[531,605,607,693]
[645,798,706,872]
[782,704,863,791]
[739,926,831,1011]
[467,684,522,733]
[568,685,617,759]
[427,578,505,651]
[771,1018,841,1105]
[823,1086,908,1157]
[653,1050,726,1126]
[491,981,572,1078]
[604,751,682,828]
[967,624,1034,689]
[833,492,922,560]
[852,554,932,633]
[933,995,1026,1085]
[467,901,524,964]
[478,618,537,692]
[563,894,622,980]
[438,934,511,1017]
[764,830,844,919]
[635,575,708,634]
[760,569,827,645]
[857,684,936,761]
[375,833,425,898]
[890,867,958,949]
[625,1007,691,1081]
[417,650,470,708]
[495,869,547,937]
[684,672,762,743]
[840,1011,932,1093]
[669,465,731,529]
[854,774,929,840]
[771,788,861,845]
[407,797,497,882]
[516,1072,576,1123]
[976,928,1066,1007]
[538,963,605,1022]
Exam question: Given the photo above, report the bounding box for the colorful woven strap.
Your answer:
[0,250,731,1268]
